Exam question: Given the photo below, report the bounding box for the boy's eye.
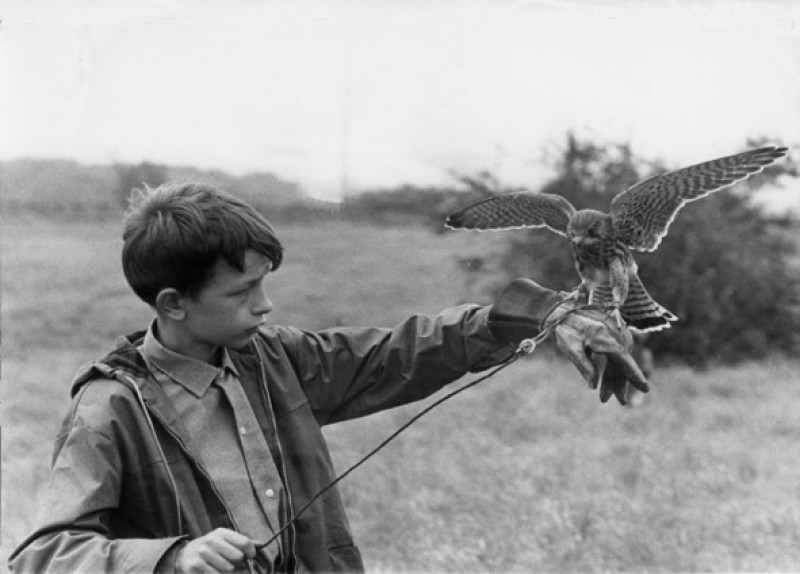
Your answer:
[233,277,266,297]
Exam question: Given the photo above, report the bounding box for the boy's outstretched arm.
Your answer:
[282,277,647,425]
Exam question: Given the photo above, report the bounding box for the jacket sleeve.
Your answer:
[278,304,514,424]
[8,381,184,574]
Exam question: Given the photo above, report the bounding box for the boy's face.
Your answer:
[178,249,274,360]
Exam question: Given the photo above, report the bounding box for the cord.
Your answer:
[254,299,600,550]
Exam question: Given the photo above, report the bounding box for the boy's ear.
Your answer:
[155,288,187,320]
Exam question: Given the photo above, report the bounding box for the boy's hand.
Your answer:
[175,528,256,573]
[549,301,649,401]
[489,278,648,403]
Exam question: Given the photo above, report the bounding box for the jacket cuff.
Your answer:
[487,278,563,345]
[154,538,188,574]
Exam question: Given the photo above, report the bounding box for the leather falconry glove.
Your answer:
[488,278,649,405]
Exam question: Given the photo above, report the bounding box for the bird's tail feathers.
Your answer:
[620,273,677,332]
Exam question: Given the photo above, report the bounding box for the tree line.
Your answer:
[4,134,798,365]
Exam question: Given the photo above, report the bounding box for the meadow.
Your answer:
[2,216,800,572]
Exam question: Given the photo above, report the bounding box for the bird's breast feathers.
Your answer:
[572,237,611,264]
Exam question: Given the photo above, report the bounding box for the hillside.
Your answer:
[0,158,322,217]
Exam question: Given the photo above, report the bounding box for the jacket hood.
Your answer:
[71,330,150,397]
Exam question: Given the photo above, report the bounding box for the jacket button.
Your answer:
[239,426,247,436]
[265,489,275,498]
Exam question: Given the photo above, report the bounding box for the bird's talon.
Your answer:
[568,284,590,305]
[601,307,624,328]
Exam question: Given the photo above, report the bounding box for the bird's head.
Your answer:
[567,210,610,246]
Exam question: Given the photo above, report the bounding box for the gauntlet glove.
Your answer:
[488,278,648,404]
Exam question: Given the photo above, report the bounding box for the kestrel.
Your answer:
[446,146,789,332]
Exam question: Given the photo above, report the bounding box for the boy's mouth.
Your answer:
[244,324,265,336]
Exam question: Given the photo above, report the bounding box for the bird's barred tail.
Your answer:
[621,272,677,332]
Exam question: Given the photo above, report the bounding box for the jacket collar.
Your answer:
[71,329,261,390]
[140,321,239,398]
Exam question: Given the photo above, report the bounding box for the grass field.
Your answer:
[2,217,800,572]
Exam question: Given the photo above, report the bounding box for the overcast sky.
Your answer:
[2,0,799,203]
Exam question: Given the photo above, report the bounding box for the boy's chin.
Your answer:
[227,331,259,350]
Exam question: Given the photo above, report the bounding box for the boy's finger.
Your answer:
[217,529,257,559]
[206,541,244,567]
[598,371,615,403]
[612,353,648,392]
[555,329,600,388]
[239,539,256,560]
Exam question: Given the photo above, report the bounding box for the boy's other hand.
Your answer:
[175,528,256,573]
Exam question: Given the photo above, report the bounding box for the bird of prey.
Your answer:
[446,146,789,332]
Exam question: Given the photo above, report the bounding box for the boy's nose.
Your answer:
[252,289,273,315]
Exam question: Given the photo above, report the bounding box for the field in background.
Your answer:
[2,218,800,572]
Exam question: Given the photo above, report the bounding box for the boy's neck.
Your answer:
[153,319,222,366]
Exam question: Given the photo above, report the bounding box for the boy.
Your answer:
[9,182,645,573]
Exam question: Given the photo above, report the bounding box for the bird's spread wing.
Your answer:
[610,146,789,251]
[445,192,577,236]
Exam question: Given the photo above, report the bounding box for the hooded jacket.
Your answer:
[9,304,511,573]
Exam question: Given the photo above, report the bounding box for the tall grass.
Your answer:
[329,358,800,572]
[2,217,800,572]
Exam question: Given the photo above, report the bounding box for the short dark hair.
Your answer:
[122,181,284,306]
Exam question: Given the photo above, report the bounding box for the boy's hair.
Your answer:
[122,181,284,306]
